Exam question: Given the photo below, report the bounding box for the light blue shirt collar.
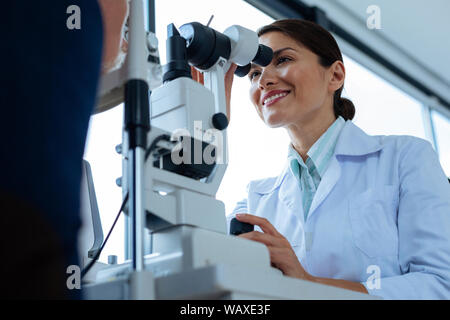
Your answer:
[288,116,346,180]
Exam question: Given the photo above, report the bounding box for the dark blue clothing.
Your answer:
[1,1,103,298]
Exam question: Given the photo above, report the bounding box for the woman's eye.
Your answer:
[249,70,261,80]
[277,56,291,65]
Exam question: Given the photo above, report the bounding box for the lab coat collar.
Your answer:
[252,120,383,195]
[254,120,384,223]
[305,120,384,221]
[334,120,383,156]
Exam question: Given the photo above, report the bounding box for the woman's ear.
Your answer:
[328,60,345,92]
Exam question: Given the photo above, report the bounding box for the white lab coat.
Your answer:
[228,120,450,299]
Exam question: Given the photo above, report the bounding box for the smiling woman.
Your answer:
[224,18,450,299]
[258,20,354,116]
[247,20,354,161]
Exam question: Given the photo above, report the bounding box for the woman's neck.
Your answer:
[287,111,336,162]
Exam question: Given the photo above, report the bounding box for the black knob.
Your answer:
[234,63,251,77]
[212,112,229,130]
[253,44,273,67]
[230,217,254,236]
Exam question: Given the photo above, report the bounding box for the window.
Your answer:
[343,55,429,142]
[431,110,450,177]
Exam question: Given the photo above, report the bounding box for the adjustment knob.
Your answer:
[212,112,229,130]
[230,217,254,235]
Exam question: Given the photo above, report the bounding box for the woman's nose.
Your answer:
[258,68,277,89]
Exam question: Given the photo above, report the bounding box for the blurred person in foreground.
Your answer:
[0,0,128,299]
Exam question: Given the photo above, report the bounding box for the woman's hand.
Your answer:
[235,213,314,281]
[224,63,238,123]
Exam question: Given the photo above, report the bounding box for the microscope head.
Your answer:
[150,21,273,185]
[178,22,273,76]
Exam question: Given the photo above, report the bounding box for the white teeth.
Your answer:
[263,92,288,105]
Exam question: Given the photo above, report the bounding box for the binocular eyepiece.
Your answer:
[163,22,273,82]
[234,44,273,77]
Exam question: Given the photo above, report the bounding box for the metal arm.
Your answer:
[124,0,149,271]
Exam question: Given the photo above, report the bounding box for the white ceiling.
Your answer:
[334,0,450,85]
[298,0,450,108]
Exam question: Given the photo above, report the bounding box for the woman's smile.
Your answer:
[262,90,291,107]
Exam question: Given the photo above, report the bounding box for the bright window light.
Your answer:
[431,110,450,177]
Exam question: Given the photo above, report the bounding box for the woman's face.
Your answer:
[249,31,336,128]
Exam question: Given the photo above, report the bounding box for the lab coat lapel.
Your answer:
[334,120,383,157]
[306,120,382,220]
[278,165,306,224]
[307,156,341,220]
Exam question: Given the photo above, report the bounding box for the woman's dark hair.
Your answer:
[258,19,355,121]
